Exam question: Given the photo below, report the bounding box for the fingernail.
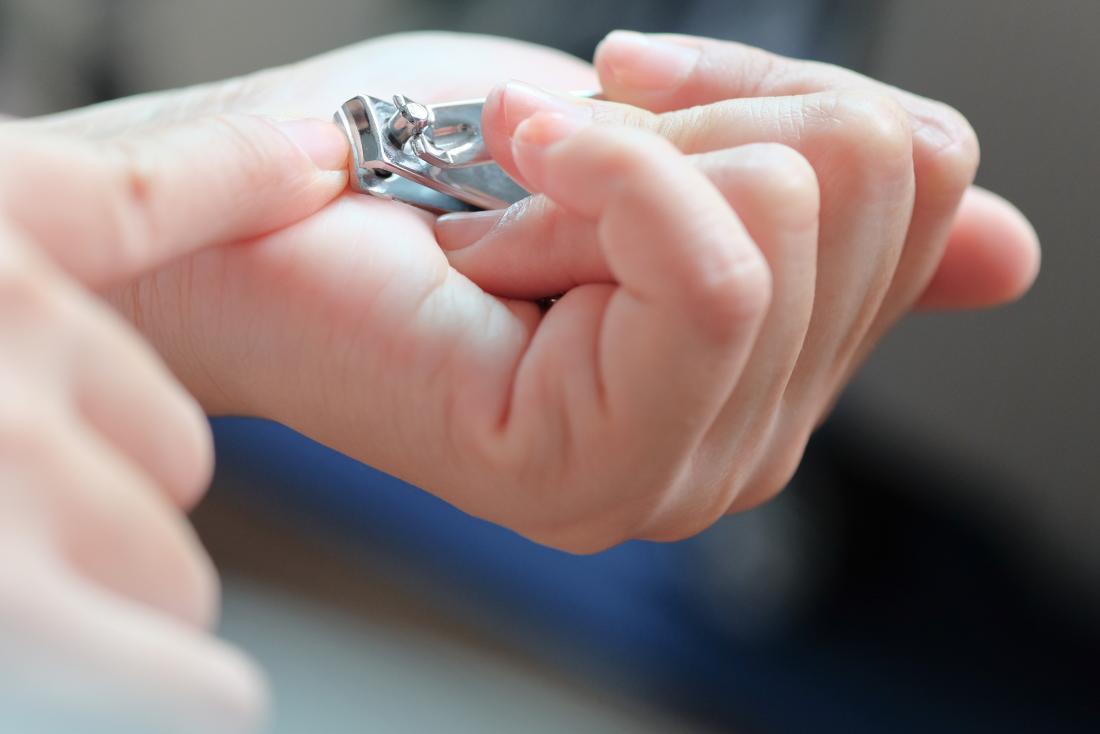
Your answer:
[511,113,589,188]
[435,209,504,251]
[500,80,592,135]
[597,30,700,91]
[514,112,588,149]
[276,118,349,171]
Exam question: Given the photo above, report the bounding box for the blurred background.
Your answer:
[2,0,1097,732]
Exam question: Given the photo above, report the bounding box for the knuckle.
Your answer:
[596,103,658,135]
[916,102,981,197]
[725,143,821,229]
[823,90,913,168]
[206,114,290,189]
[690,247,772,345]
[656,105,713,152]
[599,130,675,181]
[738,46,783,97]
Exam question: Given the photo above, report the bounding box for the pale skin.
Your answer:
[0,31,1039,732]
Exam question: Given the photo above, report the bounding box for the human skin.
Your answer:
[24,29,1039,545]
[2,30,1039,730]
[0,116,347,731]
[0,33,603,731]
[40,31,1035,544]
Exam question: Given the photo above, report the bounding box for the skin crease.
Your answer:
[0,30,1040,731]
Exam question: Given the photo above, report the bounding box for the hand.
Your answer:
[23,33,1037,549]
[437,31,1041,515]
[0,115,346,731]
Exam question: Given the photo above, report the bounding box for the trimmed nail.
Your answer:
[276,118,349,171]
[514,112,588,149]
[500,80,592,134]
[597,30,700,91]
[435,209,504,251]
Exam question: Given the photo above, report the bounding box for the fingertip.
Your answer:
[485,81,594,188]
[481,83,517,177]
[919,186,1041,310]
[594,30,700,99]
[982,188,1041,299]
[481,82,506,130]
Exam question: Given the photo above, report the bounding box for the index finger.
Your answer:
[0,115,347,288]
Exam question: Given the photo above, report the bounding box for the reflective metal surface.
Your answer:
[335,94,528,213]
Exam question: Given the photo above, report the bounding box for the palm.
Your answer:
[106,34,595,498]
[182,191,522,474]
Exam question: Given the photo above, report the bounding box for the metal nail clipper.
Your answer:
[335,94,528,213]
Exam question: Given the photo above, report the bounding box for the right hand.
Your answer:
[0,115,346,732]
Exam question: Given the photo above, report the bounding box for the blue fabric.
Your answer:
[211,418,724,682]
[210,417,1100,734]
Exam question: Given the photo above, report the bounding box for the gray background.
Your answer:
[859,0,1099,589]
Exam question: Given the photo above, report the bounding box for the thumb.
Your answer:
[0,115,348,288]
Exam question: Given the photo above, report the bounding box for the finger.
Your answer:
[66,288,214,510]
[438,196,610,299]
[692,146,818,498]
[0,229,213,509]
[0,402,219,630]
[482,83,916,403]
[502,114,770,547]
[0,556,265,734]
[0,115,348,289]
[916,186,1040,309]
[593,30,977,148]
[480,80,595,189]
[594,30,984,321]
